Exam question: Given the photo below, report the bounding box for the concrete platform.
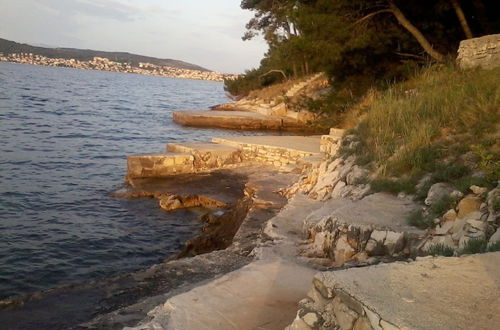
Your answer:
[127,259,317,330]
[212,136,322,154]
[299,252,500,330]
[166,142,239,155]
[173,110,305,131]
[127,153,194,180]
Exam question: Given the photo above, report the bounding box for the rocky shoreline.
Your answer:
[1,127,499,329]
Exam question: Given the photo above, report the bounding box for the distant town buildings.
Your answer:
[0,53,238,82]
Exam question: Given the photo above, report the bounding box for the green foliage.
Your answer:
[472,144,500,181]
[224,68,285,97]
[428,244,455,257]
[452,176,496,194]
[487,241,500,252]
[431,164,471,183]
[354,66,500,177]
[406,210,434,229]
[370,177,417,195]
[492,196,500,212]
[430,195,458,216]
[459,239,489,255]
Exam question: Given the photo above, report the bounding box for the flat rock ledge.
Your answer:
[288,252,500,330]
[173,110,306,131]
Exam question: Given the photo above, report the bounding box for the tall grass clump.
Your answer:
[355,65,500,176]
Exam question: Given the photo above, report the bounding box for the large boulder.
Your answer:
[424,183,454,206]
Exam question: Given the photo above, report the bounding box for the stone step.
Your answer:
[212,136,322,169]
[299,193,426,267]
[173,110,305,131]
[166,142,238,155]
[126,153,194,180]
[166,142,243,170]
[288,252,500,330]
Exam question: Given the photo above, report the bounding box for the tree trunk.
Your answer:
[387,1,446,62]
[450,0,473,38]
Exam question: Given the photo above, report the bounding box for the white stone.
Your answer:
[465,219,487,231]
[287,315,312,330]
[380,319,400,330]
[488,228,500,246]
[331,181,347,197]
[451,219,466,234]
[470,185,487,196]
[436,221,454,235]
[425,183,454,206]
[384,231,405,255]
[363,307,382,330]
[302,313,320,327]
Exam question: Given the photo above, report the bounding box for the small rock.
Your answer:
[457,195,482,218]
[450,190,464,201]
[353,316,372,330]
[436,221,454,235]
[332,297,358,330]
[384,231,405,255]
[302,312,320,328]
[488,228,500,246]
[465,219,487,231]
[425,183,453,206]
[442,209,457,223]
[470,185,487,196]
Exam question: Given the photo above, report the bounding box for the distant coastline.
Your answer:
[0,53,237,82]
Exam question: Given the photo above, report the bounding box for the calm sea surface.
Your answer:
[0,62,268,299]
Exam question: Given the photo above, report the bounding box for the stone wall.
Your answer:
[287,271,399,330]
[300,217,426,267]
[212,138,318,170]
[457,34,500,69]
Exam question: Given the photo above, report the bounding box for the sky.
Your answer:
[0,0,268,73]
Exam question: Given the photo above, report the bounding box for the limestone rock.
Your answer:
[457,195,482,218]
[487,188,500,223]
[332,296,359,330]
[353,316,372,330]
[470,185,487,196]
[346,165,369,185]
[384,231,405,255]
[488,228,500,246]
[442,209,457,223]
[435,221,454,235]
[302,312,321,328]
[334,235,357,265]
[425,183,453,206]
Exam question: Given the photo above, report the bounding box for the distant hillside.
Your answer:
[0,38,210,71]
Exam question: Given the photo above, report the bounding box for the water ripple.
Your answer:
[0,62,277,300]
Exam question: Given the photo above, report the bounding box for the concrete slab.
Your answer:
[306,192,421,233]
[173,110,305,131]
[312,252,500,330]
[128,259,317,330]
[212,135,322,154]
[166,142,239,154]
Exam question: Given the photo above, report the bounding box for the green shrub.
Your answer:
[430,195,458,216]
[452,176,496,194]
[406,210,434,229]
[459,238,488,255]
[431,163,471,183]
[492,196,500,212]
[370,178,417,195]
[428,244,455,257]
[487,240,500,252]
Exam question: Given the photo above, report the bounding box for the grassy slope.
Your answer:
[348,65,499,179]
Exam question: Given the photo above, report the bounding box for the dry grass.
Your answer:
[354,65,500,175]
